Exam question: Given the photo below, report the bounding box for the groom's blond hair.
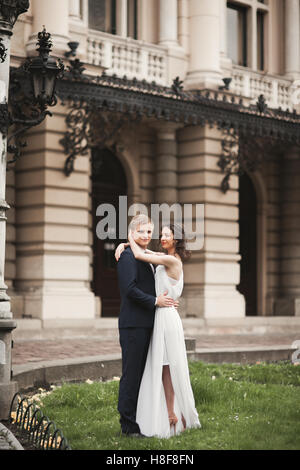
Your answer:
[129,214,154,232]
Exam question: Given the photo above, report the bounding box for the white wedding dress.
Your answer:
[136,264,201,438]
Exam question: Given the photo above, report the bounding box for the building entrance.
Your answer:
[237,172,258,316]
[91,147,127,317]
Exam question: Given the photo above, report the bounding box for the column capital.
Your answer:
[0,0,29,34]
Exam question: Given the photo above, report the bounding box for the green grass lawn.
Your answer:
[32,361,300,450]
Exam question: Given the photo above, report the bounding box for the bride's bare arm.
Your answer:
[115,242,129,261]
[129,232,180,269]
[145,249,165,256]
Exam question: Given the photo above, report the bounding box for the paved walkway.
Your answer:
[12,333,300,366]
[2,331,299,451]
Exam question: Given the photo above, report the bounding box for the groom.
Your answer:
[117,214,176,437]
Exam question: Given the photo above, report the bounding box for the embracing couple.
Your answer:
[115,213,201,439]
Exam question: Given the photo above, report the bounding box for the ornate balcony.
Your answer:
[230,65,295,110]
[86,30,167,86]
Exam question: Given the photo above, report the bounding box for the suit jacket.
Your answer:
[117,246,156,328]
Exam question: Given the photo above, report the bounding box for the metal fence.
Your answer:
[9,392,71,450]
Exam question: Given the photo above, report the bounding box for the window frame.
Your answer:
[226,0,270,72]
[227,1,249,67]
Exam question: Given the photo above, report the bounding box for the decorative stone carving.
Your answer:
[0,0,29,31]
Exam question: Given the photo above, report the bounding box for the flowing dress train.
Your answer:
[136,264,201,438]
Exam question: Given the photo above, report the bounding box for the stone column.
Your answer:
[178,0,189,52]
[219,0,232,69]
[27,0,69,56]
[151,122,183,258]
[159,0,178,47]
[285,0,300,78]
[158,0,187,86]
[177,125,245,319]
[0,0,30,420]
[154,124,180,205]
[116,0,128,37]
[14,102,96,326]
[69,0,82,21]
[274,147,300,316]
[185,0,222,89]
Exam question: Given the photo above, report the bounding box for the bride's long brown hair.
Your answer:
[159,223,191,261]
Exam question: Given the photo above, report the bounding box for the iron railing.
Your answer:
[9,392,71,450]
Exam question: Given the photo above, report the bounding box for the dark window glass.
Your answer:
[227,2,248,67]
[127,0,138,39]
[257,11,265,71]
[88,0,116,34]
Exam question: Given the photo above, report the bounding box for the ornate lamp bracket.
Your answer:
[218,126,243,193]
[4,28,64,167]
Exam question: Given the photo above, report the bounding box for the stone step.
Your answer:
[12,318,119,341]
[11,316,300,341]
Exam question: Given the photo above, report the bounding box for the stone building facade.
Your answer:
[4,0,300,327]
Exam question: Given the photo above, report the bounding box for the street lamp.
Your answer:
[5,27,64,165]
[0,0,63,419]
[28,27,63,111]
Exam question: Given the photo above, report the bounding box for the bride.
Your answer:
[116,224,201,438]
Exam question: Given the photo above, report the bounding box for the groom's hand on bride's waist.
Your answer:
[156,291,179,308]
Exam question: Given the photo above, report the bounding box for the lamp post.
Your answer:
[28,28,63,111]
[6,27,64,166]
[0,1,62,419]
[0,0,30,422]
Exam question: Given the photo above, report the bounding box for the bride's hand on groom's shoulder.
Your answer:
[115,243,128,261]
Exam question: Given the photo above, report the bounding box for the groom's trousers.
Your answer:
[118,327,152,434]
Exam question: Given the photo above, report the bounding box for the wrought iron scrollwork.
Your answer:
[9,392,71,450]
[0,0,29,29]
[256,94,268,114]
[218,124,296,192]
[218,126,241,193]
[5,29,64,167]
[60,99,141,176]
[0,37,7,62]
[57,40,300,189]
[6,64,52,166]
[171,76,184,96]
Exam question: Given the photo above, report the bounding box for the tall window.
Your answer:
[88,0,116,34]
[227,1,269,70]
[88,0,138,39]
[127,0,138,39]
[257,11,265,71]
[227,3,248,67]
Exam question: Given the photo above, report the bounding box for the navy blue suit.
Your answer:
[117,246,156,434]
